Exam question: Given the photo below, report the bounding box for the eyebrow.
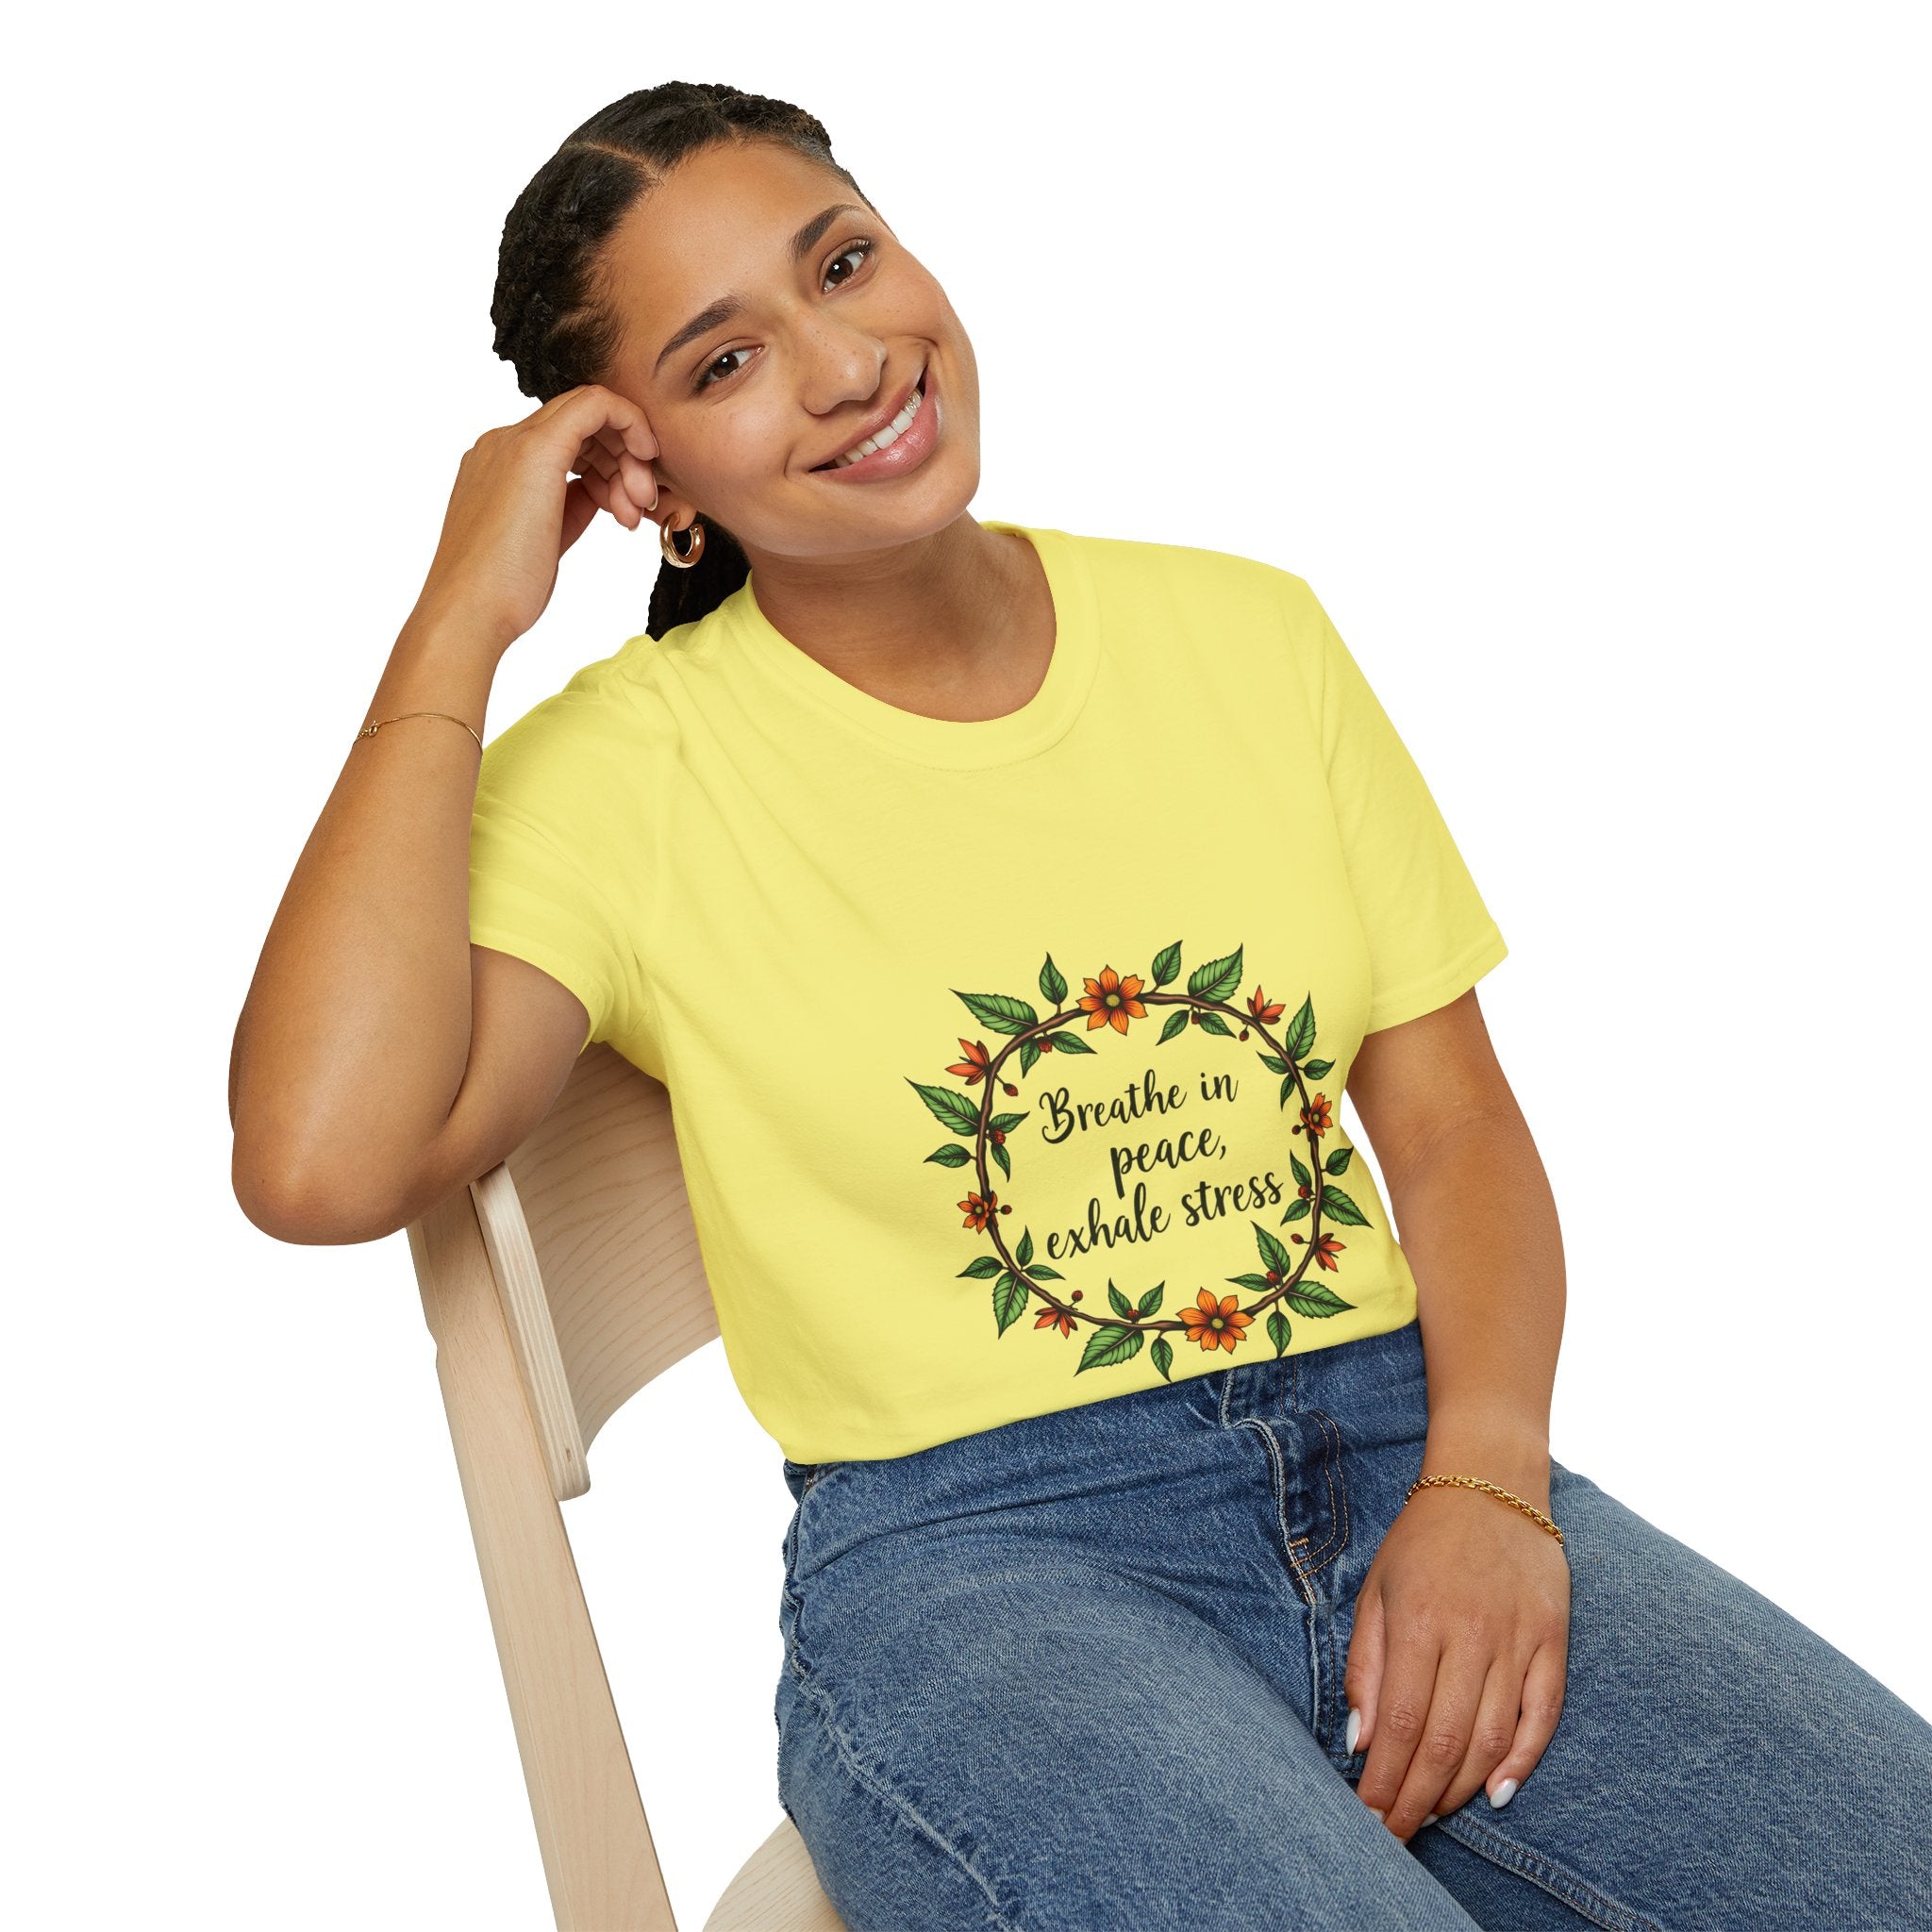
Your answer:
[652,203,870,377]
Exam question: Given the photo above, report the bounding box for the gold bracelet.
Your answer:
[1406,1474,1564,1547]
[356,710,483,752]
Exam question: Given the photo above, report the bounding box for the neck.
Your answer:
[737,514,1041,708]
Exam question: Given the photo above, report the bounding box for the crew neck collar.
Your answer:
[716,520,1099,771]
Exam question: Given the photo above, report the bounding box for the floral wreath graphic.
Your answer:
[904,941,1373,1381]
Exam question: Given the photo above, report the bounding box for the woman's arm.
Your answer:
[1346,986,1565,1507]
[1338,986,1572,1842]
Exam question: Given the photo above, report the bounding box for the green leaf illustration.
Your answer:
[958,1256,1005,1279]
[991,1272,1031,1335]
[1278,1074,1296,1108]
[925,1143,973,1167]
[1152,941,1183,986]
[990,1111,1028,1133]
[1280,1196,1312,1223]
[1108,1280,1135,1319]
[1318,1185,1372,1227]
[1045,1030,1096,1054]
[1016,1226,1035,1268]
[1027,1263,1065,1281]
[1225,1272,1274,1291]
[1019,1040,1041,1076]
[1197,1012,1236,1038]
[1252,1223,1294,1279]
[908,1077,983,1137]
[1284,994,1317,1061]
[1267,1308,1292,1357]
[1151,1335,1174,1381]
[1137,1280,1166,1317]
[1039,954,1068,1005]
[955,990,1040,1036]
[1290,1150,1313,1191]
[1188,944,1244,1003]
[1257,1052,1290,1074]
[1282,1276,1355,1319]
[991,1139,1011,1181]
[1324,1146,1355,1174]
[1303,1058,1334,1079]
[1076,1324,1146,1374]
[1158,1009,1190,1043]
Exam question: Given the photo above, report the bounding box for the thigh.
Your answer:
[1401,1462,1932,1931]
[777,1534,1485,1932]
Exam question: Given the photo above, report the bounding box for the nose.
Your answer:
[794,318,888,417]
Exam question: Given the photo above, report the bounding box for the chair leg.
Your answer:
[410,1190,679,1931]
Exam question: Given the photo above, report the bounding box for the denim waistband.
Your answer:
[782,1314,1429,1533]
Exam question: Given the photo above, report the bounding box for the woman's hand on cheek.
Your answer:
[565,391,660,542]
[1343,1488,1571,1841]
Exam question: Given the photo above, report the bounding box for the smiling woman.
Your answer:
[491,83,979,644]
[236,74,1932,1932]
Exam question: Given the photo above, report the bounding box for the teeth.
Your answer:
[831,377,924,467]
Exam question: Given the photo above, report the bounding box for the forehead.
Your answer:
[601,141,857,341]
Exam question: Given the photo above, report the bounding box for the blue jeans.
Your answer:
[774,1317,1932,1929]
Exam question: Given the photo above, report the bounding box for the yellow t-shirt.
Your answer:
[468,521,1507,1463]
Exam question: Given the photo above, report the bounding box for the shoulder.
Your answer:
[1061,527,1323,625]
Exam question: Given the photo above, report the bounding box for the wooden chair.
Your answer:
[404,1041,848,1931]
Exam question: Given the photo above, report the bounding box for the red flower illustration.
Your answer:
[1034,1305,1074,1338]
[958,1190,999,1231]
[1078,965,1149,1035]
[946,1038,993,1085]
[1177,1288,1254,1354]
[1247,985,1286,1024]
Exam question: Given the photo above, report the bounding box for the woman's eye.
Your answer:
[824,239,874,291]
[694,242,875,390]
[696,345,752,390]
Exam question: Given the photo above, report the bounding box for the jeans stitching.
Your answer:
[1434,1812,1668,1932]
[790,1660,1027,1931]
[1293,1407,1352,1577]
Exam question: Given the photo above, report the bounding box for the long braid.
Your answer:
[490,82,869,638]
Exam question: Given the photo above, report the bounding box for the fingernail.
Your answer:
[1488,1777,1519,1808]
[1368,1807,1385,1823]
[1344,1707,1361,1754]
[1423,1813,1441,1825]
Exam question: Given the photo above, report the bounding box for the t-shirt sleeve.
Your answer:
[467,683,644,1058]
[1288,575,1509,1033]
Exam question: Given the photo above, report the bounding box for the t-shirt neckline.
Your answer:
[716,520,1100,770]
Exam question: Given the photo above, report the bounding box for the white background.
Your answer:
[8,4,1928,1926]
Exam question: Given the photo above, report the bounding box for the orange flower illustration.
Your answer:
[1078,965,1148,1034]
[1034,1305,1074,1338]
[1177,1288,1254,1354]
[958,1190,999,1231]
[1247,986,1286,1024]
[946,1038,993,1085]
[1311,1233,1345,1272]
[1296,1093,1333,1139]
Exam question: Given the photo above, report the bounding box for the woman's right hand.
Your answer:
[409,384,661,657]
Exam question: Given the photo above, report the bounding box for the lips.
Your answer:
[809,364,928,472]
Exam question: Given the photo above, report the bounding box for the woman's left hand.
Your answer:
[1343,1480,1573,1840]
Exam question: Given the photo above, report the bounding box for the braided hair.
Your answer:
[491,82,871,639]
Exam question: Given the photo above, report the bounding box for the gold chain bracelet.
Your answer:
[355,710,483,752]
[1407,1474,1564,1547]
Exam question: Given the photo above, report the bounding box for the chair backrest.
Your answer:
[458,1041,720,1501]
[406,1043,839,1931]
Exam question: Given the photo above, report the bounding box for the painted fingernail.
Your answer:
[1345,1707,1361,1754]
[1488,1777,1519,1808]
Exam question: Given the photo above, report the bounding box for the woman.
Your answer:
[229,82,1932,1930]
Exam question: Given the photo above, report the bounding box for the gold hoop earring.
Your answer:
[659,516,705,569]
